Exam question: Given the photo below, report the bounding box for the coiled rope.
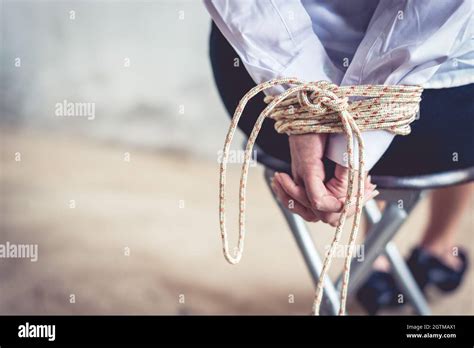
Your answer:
[218,78,422,315]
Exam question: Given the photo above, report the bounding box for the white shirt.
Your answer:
[204,0,474,170]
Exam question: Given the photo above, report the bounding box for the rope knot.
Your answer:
[297,81,349,114]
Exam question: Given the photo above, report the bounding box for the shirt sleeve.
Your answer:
[326,0,473,171]
[203,0,343,95]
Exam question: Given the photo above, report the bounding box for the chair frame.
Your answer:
[263,168,432,315]
[251,141,472,315]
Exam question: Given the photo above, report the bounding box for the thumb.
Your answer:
[304,168,343,213]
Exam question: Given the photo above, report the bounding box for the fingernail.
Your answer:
[372,190,380,198]
[367,175,372,182]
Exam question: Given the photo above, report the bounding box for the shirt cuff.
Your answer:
[325,130,395,171]
[264,37,343,95]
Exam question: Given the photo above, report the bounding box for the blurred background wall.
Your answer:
[1,0,232,157]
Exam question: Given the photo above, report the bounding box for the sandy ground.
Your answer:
[1,128,472,315]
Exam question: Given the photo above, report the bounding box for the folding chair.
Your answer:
[254,144,474,315]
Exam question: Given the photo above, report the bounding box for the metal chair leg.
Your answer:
[342,200,415,294]
[263,168,340,315]
[340,190,431,315]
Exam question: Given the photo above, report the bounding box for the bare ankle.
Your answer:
[419,242,462,270]
[373,255,390,272]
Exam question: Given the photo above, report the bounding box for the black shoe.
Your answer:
[357,247,469,315]
[407,247,469,292]
[356,271,402,315]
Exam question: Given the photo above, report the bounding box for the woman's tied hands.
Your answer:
[270,134,379,225]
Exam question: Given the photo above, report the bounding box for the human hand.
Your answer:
[270,134,379,225]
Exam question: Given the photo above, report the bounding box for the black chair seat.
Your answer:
[371,168,474,190]
[253,144,291,174]
[251,144,474,190]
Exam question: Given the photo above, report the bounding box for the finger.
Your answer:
[275,172,312,208]
[273,180,319,222]
[272,178,319,222]
[364,180,377,198]
[339,182,378,209]
[348,180,377,201]
[332,176,376,201]
[324,189,380,226]
[304,168,343,213]
[332,165,373,198]
[272,179,319,222]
